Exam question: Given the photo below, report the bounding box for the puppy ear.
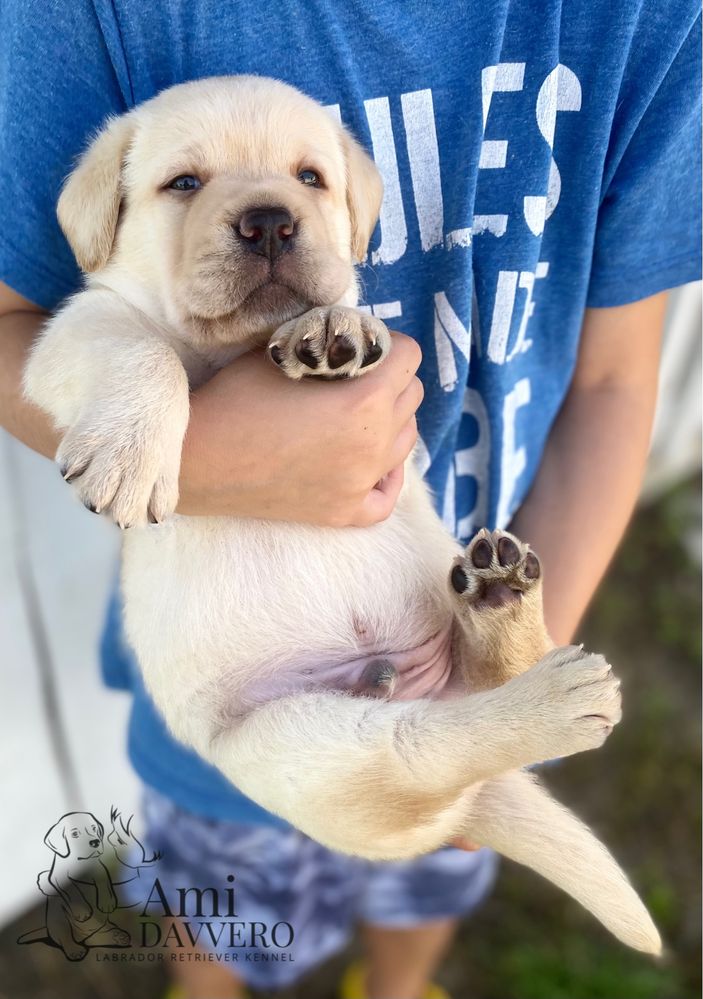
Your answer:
[44,819,70,858]
[342,130,383,263]
[57,114,135,273]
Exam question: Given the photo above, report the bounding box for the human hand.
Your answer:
[178,331,423,526]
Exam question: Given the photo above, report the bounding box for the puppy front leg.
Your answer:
[24,288,190,527]
[205,655,620,859]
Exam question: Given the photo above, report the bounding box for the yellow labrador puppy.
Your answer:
[25,76,660,954]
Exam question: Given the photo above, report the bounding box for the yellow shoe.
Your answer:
[339,959,451,999]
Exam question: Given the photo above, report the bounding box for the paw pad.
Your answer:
[524,552,540,579]
[470,538,493,569]
[450,529,541,609]
[327,335,358,369]
[497,536,520,567]
[268,307,391,379]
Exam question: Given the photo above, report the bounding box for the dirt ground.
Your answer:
[1,479,700,999]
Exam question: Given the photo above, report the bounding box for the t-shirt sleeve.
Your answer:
[587,13,702,308]
[0,1,128,309]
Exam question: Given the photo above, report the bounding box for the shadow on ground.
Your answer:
[1,479,700,999]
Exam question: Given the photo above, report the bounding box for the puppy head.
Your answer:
[59,76,383,347]
[44,812,105,860]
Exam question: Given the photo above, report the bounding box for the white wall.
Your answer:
[0,434,137,926]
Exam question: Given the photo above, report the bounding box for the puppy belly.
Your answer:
[120,484,461,739]
[235,619,457,711]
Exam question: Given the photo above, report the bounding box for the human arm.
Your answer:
[0,281,422,527]
[453,292,668,854]
[0,284,56,456]
[509,292,668,644]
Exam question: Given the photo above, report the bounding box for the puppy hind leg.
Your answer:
[449,529,553,690]
[461,770,661,955]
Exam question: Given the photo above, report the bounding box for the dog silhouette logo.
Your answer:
[17,807,161,961]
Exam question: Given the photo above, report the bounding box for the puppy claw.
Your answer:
[60,459,89,484]
[269,343,284,366]
[361,341,384,368]
[57,417,182,528]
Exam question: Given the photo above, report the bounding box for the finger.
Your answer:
[355,464,405,526]
[387,417,418,469]
[393,375,424,430]
[451,837,481,851]
[382,332,423,391]
[351,419,415,526]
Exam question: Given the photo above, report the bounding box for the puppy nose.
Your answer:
[235,207,295,261]
[89,839,100,847]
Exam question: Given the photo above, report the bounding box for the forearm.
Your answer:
[510,382,656,644]
[509,295,667,644]
[0,310,58,457]
[1,276,422,526]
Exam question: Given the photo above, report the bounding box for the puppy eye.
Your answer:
[168,175,202,192]
[298,169,322,188]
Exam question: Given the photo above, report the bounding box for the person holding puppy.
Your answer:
[0,3,700,999]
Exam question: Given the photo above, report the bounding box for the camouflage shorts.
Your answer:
[131,786,498,989]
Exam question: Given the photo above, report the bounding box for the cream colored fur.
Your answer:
[25,76,660,954]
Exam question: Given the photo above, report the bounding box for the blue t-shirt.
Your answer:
[1,1,700,823]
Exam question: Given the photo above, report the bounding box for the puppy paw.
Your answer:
[449,528,541,610]
[57,410,186,529]
[516,645,622,759]
[268,306,391,379]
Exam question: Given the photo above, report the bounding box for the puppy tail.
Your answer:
[464,770,662,955]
